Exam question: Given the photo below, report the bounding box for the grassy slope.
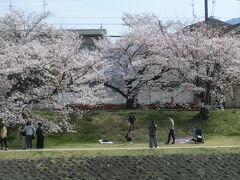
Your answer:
[7,109,240,148]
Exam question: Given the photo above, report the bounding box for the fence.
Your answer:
[67,102,200,111]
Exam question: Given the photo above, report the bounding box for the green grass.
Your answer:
[44,136,240,148]
[6,109,240,149]
[50,109,240,145]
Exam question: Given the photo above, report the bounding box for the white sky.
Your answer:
[0,0,239,35]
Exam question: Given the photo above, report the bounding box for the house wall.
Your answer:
[224,85,240,108]
[106,87,194,105]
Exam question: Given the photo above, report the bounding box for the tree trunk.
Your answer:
[205,82,211,105]
[205,91,211,105]
[126,97,135,109]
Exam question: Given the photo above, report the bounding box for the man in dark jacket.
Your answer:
[149,120,158,148]
[128,113,136,131]
[36,123,44,149]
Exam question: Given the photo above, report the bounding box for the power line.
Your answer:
[51,16,206,20]
[54,16,122,19]
[52,23,125,26]
[2,0,84,2]
[3,0,44,3]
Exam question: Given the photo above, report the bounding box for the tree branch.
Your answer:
[104,82,127,99]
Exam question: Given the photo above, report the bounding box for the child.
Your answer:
[125,130,133,144]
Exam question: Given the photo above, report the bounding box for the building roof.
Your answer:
[188,17,240,35]
[204,18,232,29]
[66,29,107,35]
[229,24,240,34]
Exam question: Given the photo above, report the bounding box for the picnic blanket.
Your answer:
[98,139,114,144]
[175,138,192,143]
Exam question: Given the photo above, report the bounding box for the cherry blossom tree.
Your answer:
[97,14,176,108]
[98,14,240,108]
[0,11,108,132]
[161,23,240,105]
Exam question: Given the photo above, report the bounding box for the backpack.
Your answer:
[21,131,26,136]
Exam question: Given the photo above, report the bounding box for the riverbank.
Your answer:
[0,153,239,179]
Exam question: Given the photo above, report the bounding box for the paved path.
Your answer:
[4,145,240,152]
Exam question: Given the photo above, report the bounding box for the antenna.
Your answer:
[211,0,216,17]
[191,0,197,21]
[9,0,14,14]
[41,0,47,22]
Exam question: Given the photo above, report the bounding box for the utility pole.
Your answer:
[205,0,208,21]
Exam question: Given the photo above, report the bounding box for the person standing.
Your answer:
[36,123,45,149]
[18,124,26,149]
[149,120,158,148]
[125,129,133,145]
[128,112,136,131]
[165,116,175,144]
[24,121,36,150]
[0,123,8,150]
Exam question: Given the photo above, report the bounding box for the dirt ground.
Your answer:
[0,153,239,180]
